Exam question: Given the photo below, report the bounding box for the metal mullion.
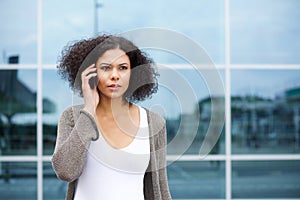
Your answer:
[37,0,43,199]
[230,64,300,70]
[231,154,300,161]
[166,154,300,162]
[0,156,38,162]
[224,0,232,199]
[42,64,57,69]
[0,64,39,69]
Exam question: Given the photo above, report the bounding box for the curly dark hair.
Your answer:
[57,35,159,102]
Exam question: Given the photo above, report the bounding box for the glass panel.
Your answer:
[104,0,225,64]
[43,70,73,155]
[43,0,224,64]
[141,68,225,155]
[43,162,67,200]
[232,161,300,198]
[231,0,300,64]
[168,161,225,199]
[42,0,94,64]
[0,70,37,155]
[231,70,300,154]
[0,0,37,64]
[0,162,37,199]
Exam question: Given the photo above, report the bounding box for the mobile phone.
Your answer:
[89,76,98,89]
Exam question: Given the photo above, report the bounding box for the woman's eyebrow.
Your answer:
[98,62,129,66]
[119,62,129,66]
[99,62,110,65]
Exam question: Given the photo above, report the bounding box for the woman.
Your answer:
[51,35,172,200]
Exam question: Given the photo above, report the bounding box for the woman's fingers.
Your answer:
[81,64,98,86]
[81,64,96,76]
[81,64,100,115]
[84,73,97,79]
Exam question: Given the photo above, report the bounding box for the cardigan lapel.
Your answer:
[145,109,163,199]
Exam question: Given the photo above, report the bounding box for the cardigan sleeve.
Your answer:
[146,110,172,200]
[51,106,99,182]
[158,124,172,200]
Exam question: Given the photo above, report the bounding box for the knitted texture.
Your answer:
[51,104,172,200]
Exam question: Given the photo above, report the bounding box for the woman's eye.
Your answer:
[120,66,128,70]
[100,66,110,71]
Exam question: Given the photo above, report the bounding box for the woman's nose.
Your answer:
[110,68,120,81]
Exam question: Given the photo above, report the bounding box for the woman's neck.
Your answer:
[96,96,130,117]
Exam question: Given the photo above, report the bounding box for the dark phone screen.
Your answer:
[89,76,98,89]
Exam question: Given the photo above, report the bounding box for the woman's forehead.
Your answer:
[97,48,130,64]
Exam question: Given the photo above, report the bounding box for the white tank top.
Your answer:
[74,106,150,200]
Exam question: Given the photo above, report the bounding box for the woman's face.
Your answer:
[95,48,131,100]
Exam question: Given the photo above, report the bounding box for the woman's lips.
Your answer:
[108,84,121,91]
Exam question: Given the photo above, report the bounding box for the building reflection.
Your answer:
[166,85,300,154]
[230,85,300,153]
[0,68,55,155]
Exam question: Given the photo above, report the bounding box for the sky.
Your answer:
[1,0,300,123]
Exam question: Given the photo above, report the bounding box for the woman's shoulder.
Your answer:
[142,107,166,133]
[60,104,85,121]
[63,104,84,112]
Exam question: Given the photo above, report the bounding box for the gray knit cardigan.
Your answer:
[51,104,172,200]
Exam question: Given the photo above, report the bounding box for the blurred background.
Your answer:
[0,0,300,199]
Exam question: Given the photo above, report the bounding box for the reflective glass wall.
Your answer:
[1,0,300,199]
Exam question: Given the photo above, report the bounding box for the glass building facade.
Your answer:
[1,0,300,199]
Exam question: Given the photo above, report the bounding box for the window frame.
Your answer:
[1,0,300,199]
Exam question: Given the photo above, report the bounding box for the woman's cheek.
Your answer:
[97,71,105,79]
[123,72,131,82]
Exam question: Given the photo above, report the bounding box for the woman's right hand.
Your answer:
[81,64,99,116]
